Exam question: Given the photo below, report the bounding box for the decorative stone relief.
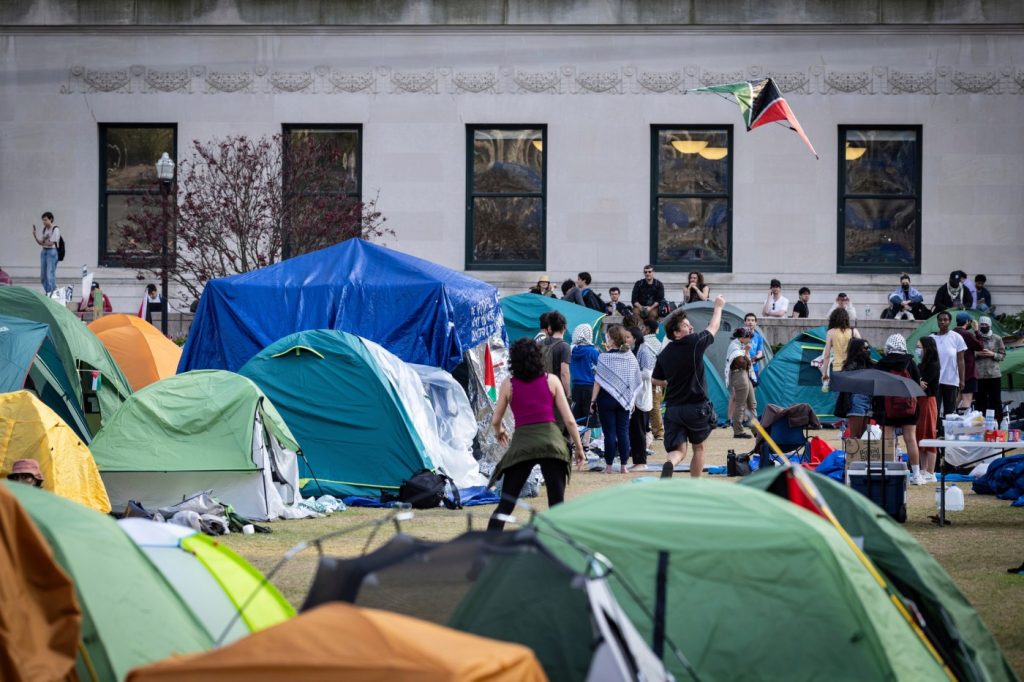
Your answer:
[328,71,376,94]
[948,70,1000,95]
[269,71,315,93]
[61,64,1023,97]
[451,71,499,94]
[572,70,622,94]
[766,71,809,94]
[820,70,873,94]
[390,70,438,94]
[205,71,254,94]
[511,70,561,94]
[632,70,683,94]
[144,69,191,93]
[885,69,936,95]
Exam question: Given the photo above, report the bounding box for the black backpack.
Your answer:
[397,469,462,510]
[583,289,605,312]
[57,236,66,262]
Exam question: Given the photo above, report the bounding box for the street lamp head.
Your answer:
[155,152,175,182]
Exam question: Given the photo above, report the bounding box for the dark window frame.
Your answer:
[281,123,363,201]
[465,124,547,271]
[98,123,177,266]
[836,124,923,274]
[649,124,734,273]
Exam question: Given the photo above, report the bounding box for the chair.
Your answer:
[758,420,813,467]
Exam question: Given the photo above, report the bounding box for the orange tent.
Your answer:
[0,483,80,682]
[88,315,181,391]
[128,603,547,682]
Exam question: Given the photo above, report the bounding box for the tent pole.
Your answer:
[653,551,669,660]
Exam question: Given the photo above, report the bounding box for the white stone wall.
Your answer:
[1,26,1022,316]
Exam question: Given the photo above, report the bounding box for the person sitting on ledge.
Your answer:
[885,273,929,320]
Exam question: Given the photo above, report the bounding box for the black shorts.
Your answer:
[664,403,713,451]
[963,377,978,394]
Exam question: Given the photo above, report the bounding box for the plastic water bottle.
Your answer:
[821,378,829,393]
[1000,415,1010,439]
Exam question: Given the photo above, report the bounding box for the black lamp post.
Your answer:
[155,152,175,335]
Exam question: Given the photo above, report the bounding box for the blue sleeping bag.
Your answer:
[972,454,1024,507]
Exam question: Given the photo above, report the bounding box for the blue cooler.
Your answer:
[847,461,908,523]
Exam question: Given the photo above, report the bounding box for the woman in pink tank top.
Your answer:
[488,338,584,532]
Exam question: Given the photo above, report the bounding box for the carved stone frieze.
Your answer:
[1014,69,1024,95]
[634,70,683,94]
[699,70,745,87]
[573,70,621,94]
[328,71,375,93]
[886,70,936,95]
[269,71,315,93]
[205,71,254,93]
[766,71,809,94]
[949,70,1000,94]
[451,71,499,94]
[820,70,872,94]
[81,68,131,93]
[144,69,191,93]
[512,70,561,94]
[390,71,438,94]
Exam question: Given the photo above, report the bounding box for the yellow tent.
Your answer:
[89,314,181,391]
[128,603,547,682]
[0,391,111,513]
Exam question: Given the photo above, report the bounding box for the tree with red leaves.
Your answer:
[117,134,389,306]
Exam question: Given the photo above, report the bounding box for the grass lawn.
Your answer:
[222,428,1024,676]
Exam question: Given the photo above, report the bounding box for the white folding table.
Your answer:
[918,439,1024,526]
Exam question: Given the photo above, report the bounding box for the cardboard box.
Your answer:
[842,438,890,462]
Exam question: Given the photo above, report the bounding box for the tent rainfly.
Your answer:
[89,314,182,391]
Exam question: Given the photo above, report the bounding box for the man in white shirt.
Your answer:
[931,310,967,421]
[826,292,858,323]
[761,279,789,318]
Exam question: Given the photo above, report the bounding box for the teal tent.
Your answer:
[703,355,729,422]
[238,330,438,498]
[537,480,949,682]
[500,293,605,343]
[907,309,1009,351]
[1001,347,1024,389]
[755,326,839,421]
[0,314,91,441]
[741,467,1016,682]
[0,286,132,435]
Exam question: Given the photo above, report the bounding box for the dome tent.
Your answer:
[179,239,505,373]
[239,330,486,499]
[499,293,604,342]
[89,371,300,521]
[89,314,182,390]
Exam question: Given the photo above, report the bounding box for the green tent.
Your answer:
[90,370,301,521]
[907,309,1009,351]
[238,330,435,498]
[537,480,948,681]
[6,482,212,682]
[0,313,91,441]
[0,286,132,435]
[1000,347,1024,390]
[740,467,1016,682]
[755,326,839,422]
[679,300,771,376]
[500,293,605,343]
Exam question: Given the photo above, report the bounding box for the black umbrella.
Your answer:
[829,368,925,398]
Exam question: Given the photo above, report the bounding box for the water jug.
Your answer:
[936,484,965,512]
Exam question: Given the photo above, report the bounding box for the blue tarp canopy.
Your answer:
[179,240,505,373]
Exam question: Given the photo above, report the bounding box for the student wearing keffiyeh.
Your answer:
[591,325,642,474]
[569,323,601,427]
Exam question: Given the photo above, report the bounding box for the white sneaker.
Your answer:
[922,472,937,483]
[907,473,925,486]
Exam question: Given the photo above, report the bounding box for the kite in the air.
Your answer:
[690,77,818,159]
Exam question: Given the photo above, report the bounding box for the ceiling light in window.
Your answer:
[698,147,728,160]
[532,140,543,152]
[671,140,708,154]
[845,142,866,161]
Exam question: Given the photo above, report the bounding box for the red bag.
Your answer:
[884,367,917,419]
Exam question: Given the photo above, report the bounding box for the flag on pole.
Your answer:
[690,77,818,159]
[483,345,497,402]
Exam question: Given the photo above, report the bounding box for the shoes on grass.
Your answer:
[733,433,753,439]
[660,462,674,479]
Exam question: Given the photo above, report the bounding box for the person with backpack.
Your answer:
[488,338,585,532]
[538,311,571,397]
[574,272,604,312]
[591,325,642,474]
[874,334,924,485]
[32,211,61,295]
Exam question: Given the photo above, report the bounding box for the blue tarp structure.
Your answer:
[179,239,505,373]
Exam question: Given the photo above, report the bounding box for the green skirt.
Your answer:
[489,421,571,487]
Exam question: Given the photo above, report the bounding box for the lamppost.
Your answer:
[155,152,175,335]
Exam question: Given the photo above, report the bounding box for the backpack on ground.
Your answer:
[884,367,917,419]
[398,469,462,510]
[57,236,66,262]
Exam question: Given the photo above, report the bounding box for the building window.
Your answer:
[838,126,922,273]
[466,125,546,270]
[282,124,361,198]
[650,126,733,272]
[98,124,176,265]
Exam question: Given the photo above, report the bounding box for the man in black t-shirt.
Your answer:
[631,264,665,321]
[791,287,810,318]
[539,311,571,396]
[652,295,726,479]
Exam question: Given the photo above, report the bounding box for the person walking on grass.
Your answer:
[626,326,656,471]
[488,338,585,532]
[653,295,726,479]
[569,323,601,443]
[725,328,756,439]
[838,337,874,441]
[591,325,642,474]
[874,334,924,485]
[820,306,860,386]
[916,336,941,483]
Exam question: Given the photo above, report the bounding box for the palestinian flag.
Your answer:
[483,345,497,402]
[692,77,818,159]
